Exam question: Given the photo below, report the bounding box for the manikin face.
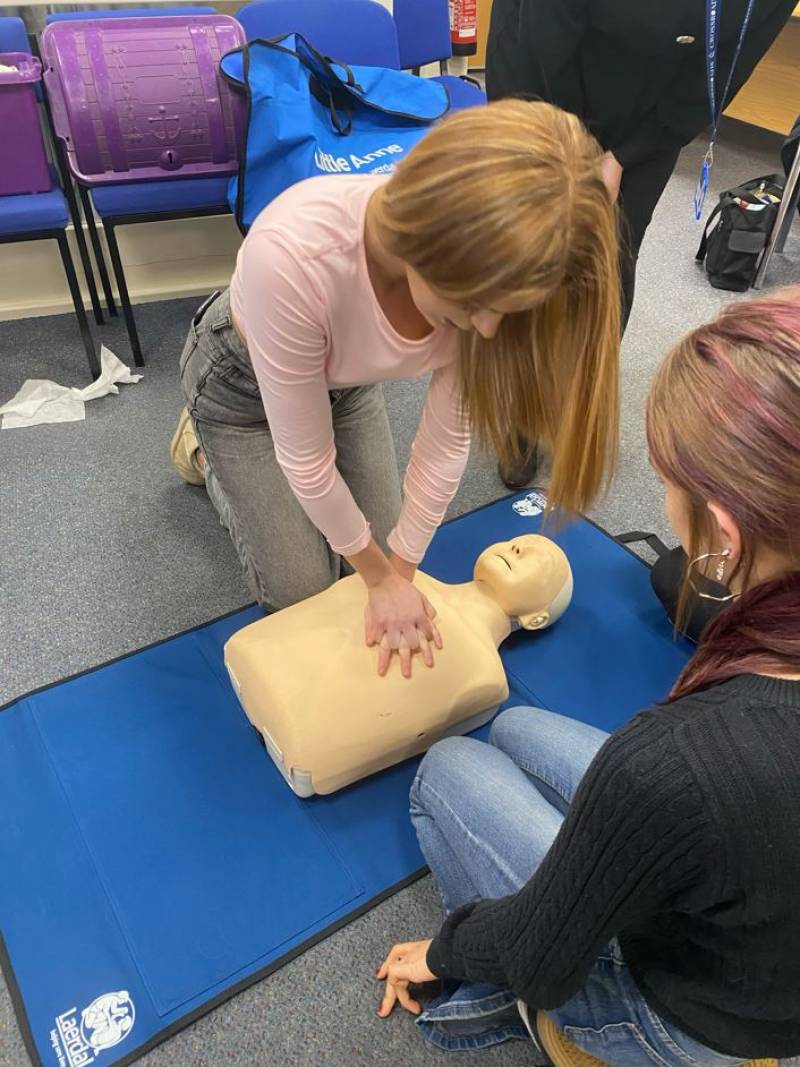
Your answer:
[405,267,530,340]
[473,535,572,629]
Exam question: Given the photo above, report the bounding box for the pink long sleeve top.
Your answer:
[229,173,471,564]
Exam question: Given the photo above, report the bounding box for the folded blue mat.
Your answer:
[0,494,691,1067]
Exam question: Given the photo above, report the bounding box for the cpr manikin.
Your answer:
[224,535,573,796]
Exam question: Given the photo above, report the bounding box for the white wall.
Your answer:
[0,215,241,320]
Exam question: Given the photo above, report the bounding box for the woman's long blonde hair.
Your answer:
[374,99,621,516]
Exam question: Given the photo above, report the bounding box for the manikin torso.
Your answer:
[224,536,572,795]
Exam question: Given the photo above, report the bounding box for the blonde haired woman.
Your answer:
[173,101,620,677]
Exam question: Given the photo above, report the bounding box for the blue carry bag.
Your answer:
[220,33,450,232]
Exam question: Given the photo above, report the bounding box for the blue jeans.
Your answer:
[410,706,745,1065]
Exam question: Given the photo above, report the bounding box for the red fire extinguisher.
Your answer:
[449,0,477,58]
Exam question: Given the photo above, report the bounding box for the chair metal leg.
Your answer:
[56,229,100,380]
[78,185,118,318]
[104,220,144,366]
[775,147,800,254]
[35,46,104,327]
[61,171,104,326]
[753,143,800,289]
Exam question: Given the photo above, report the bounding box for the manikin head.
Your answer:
[473,535,573,630]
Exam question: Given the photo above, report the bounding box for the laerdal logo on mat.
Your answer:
[512,490,548,518]
[49,991,135,1067]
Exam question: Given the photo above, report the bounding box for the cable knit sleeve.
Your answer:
[426,716,713,1008]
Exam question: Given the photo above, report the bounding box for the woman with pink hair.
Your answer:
[376,291,800,1065]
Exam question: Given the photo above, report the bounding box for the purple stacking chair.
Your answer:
[392,0,486,110]
[42,10,243,365]
[0,17,99,378]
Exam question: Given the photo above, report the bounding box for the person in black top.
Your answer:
[489,0,796,489]
[374,289,800,1064]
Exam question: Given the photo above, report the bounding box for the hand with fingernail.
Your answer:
[374,940,435,1018]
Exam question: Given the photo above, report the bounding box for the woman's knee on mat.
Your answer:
[489,705,547,753]
[411,734,532,826]
[488,707,571,789]
[412,736,494,810]
[491,707,608,778]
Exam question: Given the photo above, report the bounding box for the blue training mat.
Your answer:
[0,493,691,1067]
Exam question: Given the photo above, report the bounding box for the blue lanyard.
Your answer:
[694,0,758,219]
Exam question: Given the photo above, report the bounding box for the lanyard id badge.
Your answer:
[694,0,757,219]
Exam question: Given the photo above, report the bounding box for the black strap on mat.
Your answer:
[617,533,728,644]
[616,531,670,559]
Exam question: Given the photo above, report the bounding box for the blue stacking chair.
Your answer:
[393,0,486,110]
[236,0,401,68]
[3,15,104,331]
[0,16,99,378]
[44,7,220,366]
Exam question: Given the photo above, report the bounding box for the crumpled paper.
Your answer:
[0,346,143,429]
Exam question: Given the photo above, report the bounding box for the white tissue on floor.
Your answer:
[0,346,143,429]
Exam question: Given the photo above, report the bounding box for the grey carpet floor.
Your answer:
[0,121,797,1067]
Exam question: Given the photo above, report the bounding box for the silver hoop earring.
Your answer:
[687,548,737,602]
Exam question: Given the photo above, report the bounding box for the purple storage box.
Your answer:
[0,52,52,196]
[41,15,246,185]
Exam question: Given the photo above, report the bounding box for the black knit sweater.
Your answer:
[426,676,800,1059]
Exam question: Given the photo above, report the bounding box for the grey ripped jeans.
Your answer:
[179,289,402,611]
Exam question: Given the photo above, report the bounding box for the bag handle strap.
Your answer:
[232,34,358,136]
[298,32,447,121]
[219,35,356,233]
[231,33,447,125]
[228,34,358,91]
[295,36,362,134]
[232,38,254,234]
[326,86,353,135]
[295,33,363,94]
[696,201,723,261]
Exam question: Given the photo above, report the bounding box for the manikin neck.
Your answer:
[446,580,514,648]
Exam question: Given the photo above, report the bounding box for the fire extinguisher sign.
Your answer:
[449,0,477,55]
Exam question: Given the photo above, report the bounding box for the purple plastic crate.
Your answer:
[0,52,52,196]
[41,15,246,185]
